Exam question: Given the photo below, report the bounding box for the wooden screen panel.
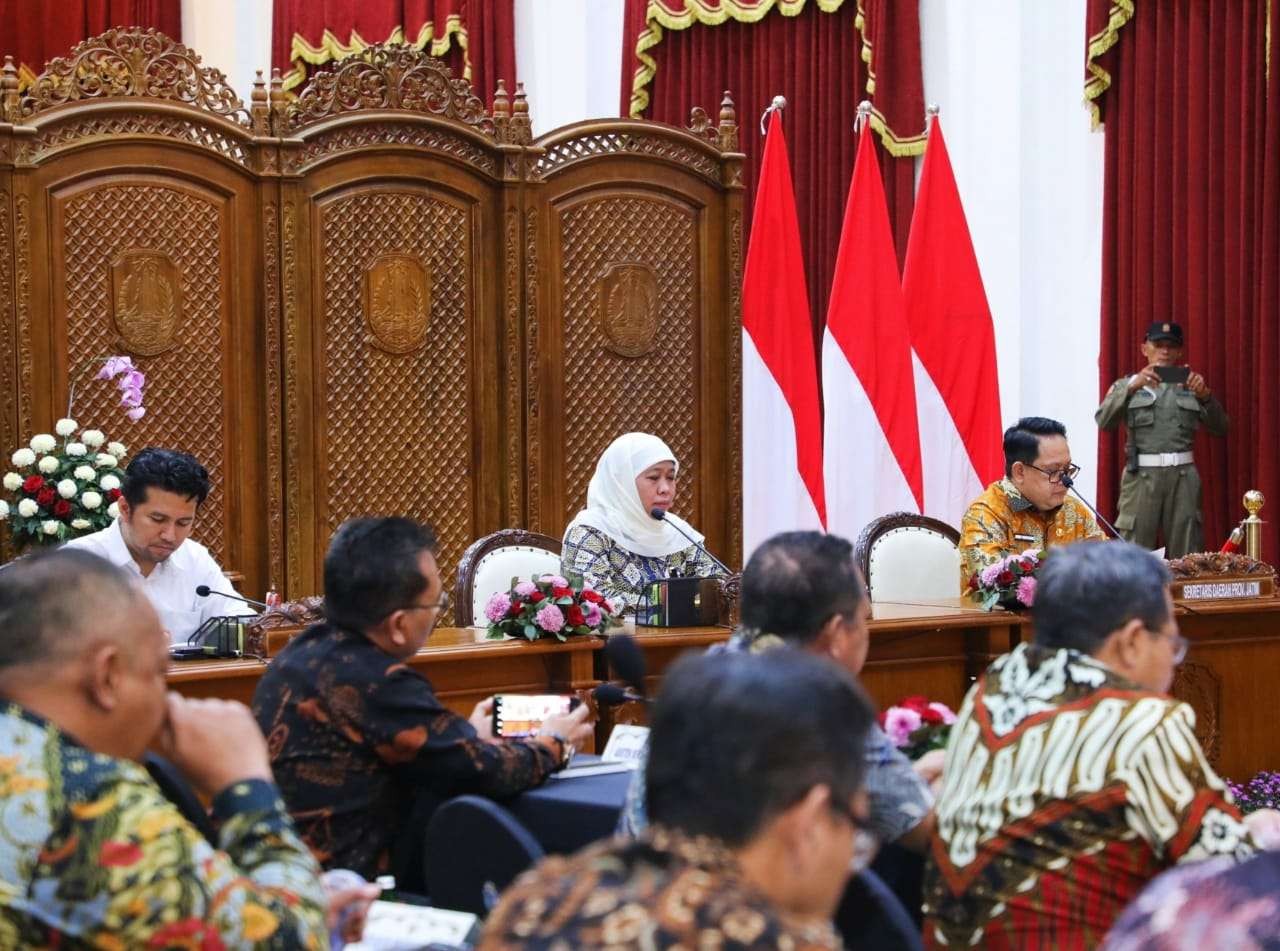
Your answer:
[557,193,703,529]
[309,183,479,599]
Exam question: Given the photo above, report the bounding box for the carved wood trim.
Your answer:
[727,208,744,566]
[262,199,285,593]
[281,200,302,594]
[524,205,541,533]
[13,193,31,439]
[453,528,563,626]
[534,123,725,184]
[503,206,522,525]
[0,185,13,561]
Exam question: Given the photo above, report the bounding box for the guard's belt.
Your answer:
[1136,451,1194,467]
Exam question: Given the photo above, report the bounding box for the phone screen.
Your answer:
[492,694,577,738]
[1154,365,1190,384]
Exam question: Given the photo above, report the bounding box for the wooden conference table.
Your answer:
[167,596,1280,780]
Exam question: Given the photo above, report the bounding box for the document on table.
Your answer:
[344,901,479,950]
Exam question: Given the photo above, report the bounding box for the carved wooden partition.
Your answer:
[0,30,744,602]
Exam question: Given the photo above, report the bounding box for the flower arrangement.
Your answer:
[967,550,1044,611]
[1,355,145,548]
[1228,771,1280,815]
[880,695,957,760]
[484,574,622,642]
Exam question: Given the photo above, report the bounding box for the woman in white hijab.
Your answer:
[561,432,720,614]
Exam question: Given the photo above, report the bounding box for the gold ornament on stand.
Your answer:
[1243,490,1265,560]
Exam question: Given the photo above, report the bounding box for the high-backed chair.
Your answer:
[423,795,545,915]
[854,513,962,602]
[454,529,563,626]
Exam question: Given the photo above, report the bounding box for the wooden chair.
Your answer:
[454,529,563,626]
[854,513,962,602]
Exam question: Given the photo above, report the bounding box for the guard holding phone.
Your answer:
[1096,321,1229,557]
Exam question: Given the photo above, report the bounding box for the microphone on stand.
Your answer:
[1059,474,1123,539]
[605,634,648,697]
[195,585,271,612]
[648,507,731,576]
[592,683,648,706]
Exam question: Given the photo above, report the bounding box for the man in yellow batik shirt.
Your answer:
[959,417,1108,588]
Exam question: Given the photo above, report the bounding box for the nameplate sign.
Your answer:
[602,724,650,763]
[1173,574,1274,601]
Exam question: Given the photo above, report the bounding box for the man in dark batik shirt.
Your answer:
[253,517,594,880]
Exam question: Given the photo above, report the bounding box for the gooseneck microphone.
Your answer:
[592,683,648,706]
[195,585,271,612]
[648,507,731,576]
[1060,474,1122,539]
[605,633,648,697]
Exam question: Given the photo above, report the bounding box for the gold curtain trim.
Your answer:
[1083,0,1136,130]
[628,0,925,156]
[853,0,925,156]
[282,15,469,94]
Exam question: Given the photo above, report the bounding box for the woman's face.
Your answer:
[635,461,677,515]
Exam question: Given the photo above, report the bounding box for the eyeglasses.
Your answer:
[1024,462,1082,485]
[828,795,878,873]
[400,591,450,617]
[1152,629,1190,664]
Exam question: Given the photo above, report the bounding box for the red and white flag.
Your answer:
[742,107,826,556]
[902,116,1003,523]
[822,119,924,540]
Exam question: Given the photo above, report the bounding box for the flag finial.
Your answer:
[760,95,787,135]
[855,100,873,132]
[925,103,940,130]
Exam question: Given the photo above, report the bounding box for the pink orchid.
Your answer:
[96,356,134,380]
[125,406,146,421]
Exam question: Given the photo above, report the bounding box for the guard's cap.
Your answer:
[1145,321,1184,344]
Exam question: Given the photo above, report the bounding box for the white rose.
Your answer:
[81,491,103,510]
[74,465,95,481]
[107,442,126,458]
[65,442,86,457]
[41,520,60,536]
[17,498,38,518]
[99,474,121,491]
[0,500,8,520]
[54,418,77,436]
[10,449,35,468]
[37,456,59,474]
[29,434,56,453]
[94,453,117,469]
[2,472,20,491]
[81,430,106,448]
[70,518,90,530]
[56,479,77,499]
[107,501,120,519]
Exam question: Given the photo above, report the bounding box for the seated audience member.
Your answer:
[924,540,1278,949]
[253,517,594,880]
[958,416,1106,588]
[0,549,327,947]
[619,531,938,858]
[561,432,722,614]
[1102,849,1280,950]
[62,447,253,643]
[482,649,878,950]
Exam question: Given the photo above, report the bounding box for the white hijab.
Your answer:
[565,432,705,558]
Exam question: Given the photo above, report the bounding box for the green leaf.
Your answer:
[523,623,537,639]
[555,596,573,606]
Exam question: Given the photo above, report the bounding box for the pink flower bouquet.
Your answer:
[484,574,622,642]
[879,695,957,760]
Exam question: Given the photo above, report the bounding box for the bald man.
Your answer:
[0,550,328,947]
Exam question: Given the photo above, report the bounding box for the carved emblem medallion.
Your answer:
[600,264,659,358]
[110,251,183,356]
[363,254,431,354]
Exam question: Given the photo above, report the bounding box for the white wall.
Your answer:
[919,0,1104,498]
[181,0,272,107]
[514,0,625,136]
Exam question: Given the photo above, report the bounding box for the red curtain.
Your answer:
[272,0,515,105]
[620,0,923,338]
[1092,0,1280,556]
[0,0,180,87]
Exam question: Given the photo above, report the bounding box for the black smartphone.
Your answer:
[1154,365,1190,385]
[492,694,580,738]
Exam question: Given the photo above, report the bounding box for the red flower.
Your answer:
[53,499,72,519]
[580,589,604,604]
[35,487,56,507]
[528,591,545,603]
[21,475,43,494]
[899,695,930,713]
[566,605,586,627]
[507,602,522,618]
[106,488,122,503]
[551,585,573,599]
[966,574,979,591]
[996,570,1015,586]
[100,840,144,867]
[1018,559,1036,573]
[920,707,946,725]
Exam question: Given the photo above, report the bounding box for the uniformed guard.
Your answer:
[1095,321,1228,557]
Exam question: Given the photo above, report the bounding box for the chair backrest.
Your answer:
[854,513,961,602]
[454,529,564,626]
[423,795,545,915]
[836,867,925,951]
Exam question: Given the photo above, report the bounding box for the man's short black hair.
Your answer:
[1003,417,1068,478]
[1033,540,1173,654]
[738,531,864,644]
[646,649,875,847]
[123,448,211,507]
[0,549,139,671]
[323,517,439,633]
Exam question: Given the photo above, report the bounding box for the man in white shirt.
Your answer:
[63,448,253,643]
